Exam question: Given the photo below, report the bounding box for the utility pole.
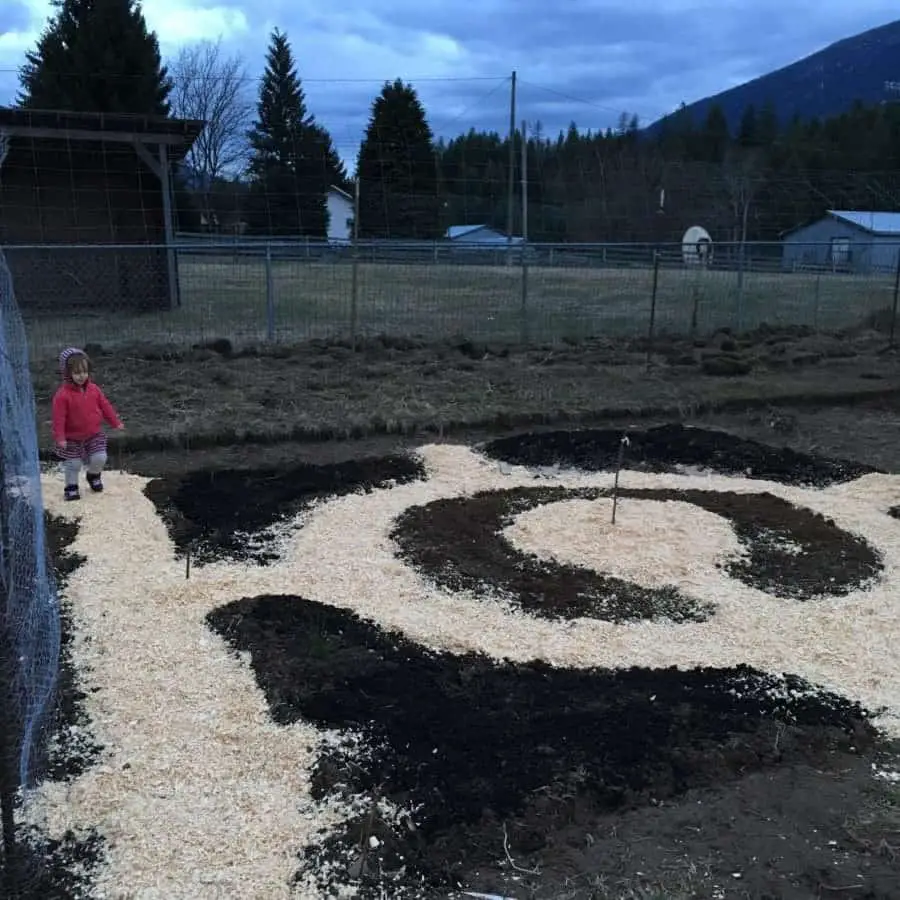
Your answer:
[350,176,361,349]
[520,119,529,341]
[507,70,517,266]
[521,119,528,245]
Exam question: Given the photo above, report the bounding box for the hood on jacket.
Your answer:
[59,346,90,384]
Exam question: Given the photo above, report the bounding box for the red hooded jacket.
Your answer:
[51,347,123,445]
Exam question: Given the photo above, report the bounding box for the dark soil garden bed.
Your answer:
[480,422,879,486]
[208,594,900,899]
[144,453,425,566]
[391,485,881,623]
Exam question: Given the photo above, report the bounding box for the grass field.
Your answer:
[23,252,898,353]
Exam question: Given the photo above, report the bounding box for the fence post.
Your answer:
[813,273,821,332]
[350,256,359,349]
[350,179,360,349]
[689,265,701,340]
[265,243,275,342]
[520,254,529,344]
[890,249,900,347]
[735,243,745,333]
[646,250,660,367]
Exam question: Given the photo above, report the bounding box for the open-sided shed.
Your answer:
[0,108,203,313]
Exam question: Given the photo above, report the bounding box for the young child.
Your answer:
[51,347,125,501]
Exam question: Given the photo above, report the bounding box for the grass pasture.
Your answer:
[24,252,898,354]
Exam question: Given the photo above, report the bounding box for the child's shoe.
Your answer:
[86,473,103,493]
[64,484,80,501]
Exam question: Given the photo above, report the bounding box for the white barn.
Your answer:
[327,185,354,242]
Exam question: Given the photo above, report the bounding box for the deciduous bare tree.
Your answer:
[721,145,767,294]
[169,38,251,224]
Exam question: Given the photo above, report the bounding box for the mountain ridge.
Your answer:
[648,18,900,133]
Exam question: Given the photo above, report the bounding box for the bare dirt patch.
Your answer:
[27,329,900,456]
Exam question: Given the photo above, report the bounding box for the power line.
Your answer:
[0,64,666,125]
[518,79,669,128]
[0,66,667,127]
[0,67,508,85]
[428,77,511,136]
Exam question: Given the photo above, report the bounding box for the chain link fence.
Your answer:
[11,239,900,353]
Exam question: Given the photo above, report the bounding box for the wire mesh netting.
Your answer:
[0,129,63,895]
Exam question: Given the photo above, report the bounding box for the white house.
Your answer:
[446,224,523,244]
[327,185,354,242]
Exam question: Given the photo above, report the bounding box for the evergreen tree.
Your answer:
[311,123,352,193]
[431,93,900,243]
[700,105,730,163]
[737,104,758,146]
[245,28,330,236]
[356,79,440,238]
[18,0,171,115]
[757,102,779,146]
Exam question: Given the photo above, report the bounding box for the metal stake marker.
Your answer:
[611,435,630,525]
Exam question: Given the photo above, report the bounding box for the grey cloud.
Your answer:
[1,0,898,167]
[234,0,898,155]
[350,2,895,111]
[0,2,30,35]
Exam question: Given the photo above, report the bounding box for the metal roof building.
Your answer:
[782,209,900,273]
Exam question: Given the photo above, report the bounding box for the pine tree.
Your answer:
[756,102,780,147]
[737,104,759,146]
[18,0,171,115]
[700,104,730,163]
[356,79,440,238]
[245,28,330,236]
[311,123,352,193]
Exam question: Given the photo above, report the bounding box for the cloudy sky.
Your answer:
[1,0,898,165]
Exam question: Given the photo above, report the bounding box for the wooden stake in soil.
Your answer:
[610,435,630,525]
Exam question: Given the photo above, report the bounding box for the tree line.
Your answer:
[16,0,900,244]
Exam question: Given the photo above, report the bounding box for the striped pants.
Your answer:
[56,432,108,486]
